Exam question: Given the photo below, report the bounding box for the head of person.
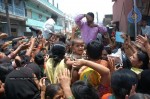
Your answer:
[49,34,59,44]
[0,58,13,82]
[141,19,147,27]
[102,46,112,60]
[51,41,66,63]
[71,39,84,55]
[57,33,66,44]
[34,52,44,68]
[86,40,103,60]
[129,51,149,69]
[129,93,150,99]
[86,12,94,25]
[45,84,65,99]
[66,40,72,54]
[41,48,47,55]
[111,69,138,99]
[137,70,150,94]
[71,80,99,99]
[14,55,30,68]
[12,40,18,50]
[5,67,40,99]
[111,35,116,42]
[0,52,6,59]
[26,62,42,80]
[122,53,132,69]
[1,47,11,56]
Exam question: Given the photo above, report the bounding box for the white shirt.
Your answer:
[141,25,150,36]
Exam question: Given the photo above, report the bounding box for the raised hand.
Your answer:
[125,85,136,99]
[19,43,30,50]
[0,80,4,95]
[123,34,131,49]
[30,37,36,44]
[58,68,74,99]
[73,59,85,67]
[107,57,115,73]
[39,77,46,92]
[58,68,71,88]
[136,35,149,47]
[21,36,27,39]
[0,33,8,39]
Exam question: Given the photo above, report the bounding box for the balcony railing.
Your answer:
[0,2,25,17]
[27,18,64,31]
[37,0,64,16]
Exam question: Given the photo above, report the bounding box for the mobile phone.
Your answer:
[115,31,124,43]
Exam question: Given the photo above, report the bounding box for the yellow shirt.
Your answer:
[80,67,101,88]
[80,60,108,88]
[131,67,143,75]
[45,58,67,84]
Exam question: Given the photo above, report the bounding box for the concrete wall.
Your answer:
[113,0,133,33]
[26,1,52,22]
[113,0,150,37]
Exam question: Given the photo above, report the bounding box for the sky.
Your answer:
[58,0,114,22]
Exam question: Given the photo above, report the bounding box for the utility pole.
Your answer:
[52,0,54,5]
[5,0,11,36]
[96,12,99,24]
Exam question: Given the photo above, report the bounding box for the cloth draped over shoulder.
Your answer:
[45,58,67,84]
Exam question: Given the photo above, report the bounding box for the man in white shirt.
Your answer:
[141,19,150,38]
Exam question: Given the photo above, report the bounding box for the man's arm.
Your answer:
[75,14,85,28]
[97,25,107,33]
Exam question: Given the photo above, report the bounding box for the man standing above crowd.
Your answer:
[75,12,107,44]
[141,19,150,39]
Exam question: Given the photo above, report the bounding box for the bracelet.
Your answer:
[67,96,75,99]
[38,46,42,50]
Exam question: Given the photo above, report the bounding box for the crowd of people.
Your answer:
[0,12,150,99]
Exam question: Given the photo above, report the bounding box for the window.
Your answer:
[48,0,53,4]
[57,3,59,8]
[39,14,42,21]
[11,28,17,37]
[39,14,42,19]
[24,32,33,37]
[27,9,32,18]
[46,17,49,20]
[1,0,4,3]
[11,28,17,32]
[0,27,2,32]
[15,0,21,5]
[8,0,12,4]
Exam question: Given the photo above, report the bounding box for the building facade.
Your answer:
[25,0,65,36]
[0,0,26,36]
[0,0,74,36]
[112,0,150,38]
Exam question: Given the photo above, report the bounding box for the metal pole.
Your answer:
[96,12,99,24]
[134,0,137,39]
[5,0,11,36]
